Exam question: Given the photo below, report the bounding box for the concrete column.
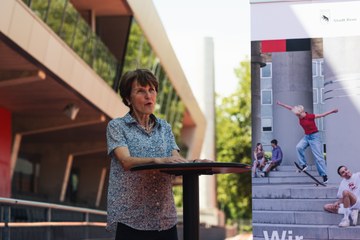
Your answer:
[251,41,265,151]
[272,51,313,166]
[175,37,219,224]
[323,36,360,183]
[198,37,217,223]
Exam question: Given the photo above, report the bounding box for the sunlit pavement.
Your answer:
[225,233,253,240]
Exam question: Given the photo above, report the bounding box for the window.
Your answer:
[320,88,325,104]
[315,118,324,131]
[261,63,272,78]
[312,61,318,77]
[313,88,318,104]
[319,60,324,76]
[66,168,80,203]
[12,157,39,194]
[261,118,273,132]
[261,90,272,105]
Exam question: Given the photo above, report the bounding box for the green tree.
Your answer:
[216,59,252,228]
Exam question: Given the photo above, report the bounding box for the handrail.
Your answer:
[0,197,107,240]
[0,197,106,215]
[0,222,106,228]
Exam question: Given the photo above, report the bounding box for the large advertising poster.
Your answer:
[251,1,360,239]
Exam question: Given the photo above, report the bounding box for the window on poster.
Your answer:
[319,60,324,77]
[261,118,272,132]
[261,89,272,105]
[261,63,272,78]
[312,60,318,77]
[313,88,318,104]
[320,88,325,104]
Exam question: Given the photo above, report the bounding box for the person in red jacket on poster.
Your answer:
[276,101,338,184]
[324,165,360,227]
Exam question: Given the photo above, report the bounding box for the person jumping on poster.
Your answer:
[276,101,338,184]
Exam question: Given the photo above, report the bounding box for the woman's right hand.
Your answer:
[155,156,188,164]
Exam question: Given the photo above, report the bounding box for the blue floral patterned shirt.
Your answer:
[106,112,179,232]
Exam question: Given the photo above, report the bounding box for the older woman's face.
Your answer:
[129,80,157,115]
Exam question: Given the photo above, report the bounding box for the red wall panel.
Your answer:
[0,107,11,197]
[261,39,286,53]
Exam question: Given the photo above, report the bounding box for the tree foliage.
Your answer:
[216,59,252,225]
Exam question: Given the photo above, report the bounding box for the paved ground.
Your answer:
[225,233,253,240]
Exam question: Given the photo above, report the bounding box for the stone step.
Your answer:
[252,184,338,199]
[252,198,337,211]
[252,210,346,225]
[250,166,355,239]
[252,164,326,185]
[252,175,323,185]
[253,223,360,240]
[261,169,320,177]
[269,165,318,172]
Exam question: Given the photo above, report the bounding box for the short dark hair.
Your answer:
[337,165,346,176]
[271,139,278,145]
[118,69,159,109]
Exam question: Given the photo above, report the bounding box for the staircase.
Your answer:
[252,165,360,240]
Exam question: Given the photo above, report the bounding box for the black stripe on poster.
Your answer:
[286,38,311,51]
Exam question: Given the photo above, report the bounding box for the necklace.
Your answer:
[130,112,154,133]
[139,120,154,133]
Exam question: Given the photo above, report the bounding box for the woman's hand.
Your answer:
[155,155,188,164]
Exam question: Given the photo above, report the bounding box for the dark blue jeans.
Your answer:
[115,222,178,240]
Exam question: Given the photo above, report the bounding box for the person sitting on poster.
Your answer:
[261,139,282,177]
[323,165,360,227]
[252,143,267,177]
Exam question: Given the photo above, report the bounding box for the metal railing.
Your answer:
[0,197,109,240]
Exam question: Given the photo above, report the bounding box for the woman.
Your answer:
[252,143,266,177]
[276,100,338,184]
[106,69,207,240]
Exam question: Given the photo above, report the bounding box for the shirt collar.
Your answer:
[123,112,160,127]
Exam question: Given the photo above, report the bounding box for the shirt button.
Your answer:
[156,202,160,206]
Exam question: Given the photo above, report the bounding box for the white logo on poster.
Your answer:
[320,10,330,24]
[263,230,304,240]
